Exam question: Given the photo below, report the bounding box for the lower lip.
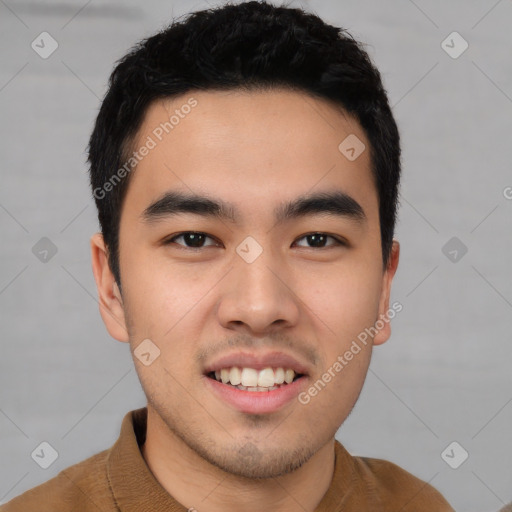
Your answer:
[203,375,308,414]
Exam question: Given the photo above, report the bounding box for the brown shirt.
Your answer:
[1,408,454,511]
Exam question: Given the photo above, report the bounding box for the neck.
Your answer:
[141,407,336,512]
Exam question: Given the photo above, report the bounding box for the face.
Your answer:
[91,88,399,479]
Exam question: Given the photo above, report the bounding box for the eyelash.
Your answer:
[163,231,346,250]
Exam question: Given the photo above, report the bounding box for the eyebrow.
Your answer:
[140,190,366,226]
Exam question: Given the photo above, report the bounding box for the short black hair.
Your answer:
[87,0,401,290]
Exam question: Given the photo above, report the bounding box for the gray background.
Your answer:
[0,0,511,510]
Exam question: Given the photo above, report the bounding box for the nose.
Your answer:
[216,246,301,335]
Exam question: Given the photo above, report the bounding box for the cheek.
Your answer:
[122,263,202,379]
[120,248,221,381]
[120,246,207,332]
[297,262,383,345]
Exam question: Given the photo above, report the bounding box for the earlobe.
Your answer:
[90,232,130,343]
[373,239,400,346]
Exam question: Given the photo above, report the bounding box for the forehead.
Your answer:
[121,88,377,225]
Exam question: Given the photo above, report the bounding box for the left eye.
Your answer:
[293,233,343,249]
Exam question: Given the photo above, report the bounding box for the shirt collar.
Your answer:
[106,408,187,511]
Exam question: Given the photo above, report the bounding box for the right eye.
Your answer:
[163,231,221,249]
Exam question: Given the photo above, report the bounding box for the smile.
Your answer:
[208,366,303,391]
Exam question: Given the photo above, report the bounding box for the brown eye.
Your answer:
[294,233,344,248]
[165,232,219,248]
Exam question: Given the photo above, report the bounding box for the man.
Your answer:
[2,1,454,510]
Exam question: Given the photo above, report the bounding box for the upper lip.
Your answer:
[203,351,310,376]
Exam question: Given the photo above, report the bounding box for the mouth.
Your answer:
[206,366,305,392]
[202,352,310,414]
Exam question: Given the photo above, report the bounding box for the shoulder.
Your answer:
[0,448,116,512]
[352,455,454,511]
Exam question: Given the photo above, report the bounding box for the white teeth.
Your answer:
[212,366,299,388]
[237,385,279,392]
[229,367,242,386]
[241,368,259,387]
[221,368,230,384]
[274,367,285,384]
[284,369,295,384]
[257,367,275,387]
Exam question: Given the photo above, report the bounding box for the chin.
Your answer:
[203,443,315,479]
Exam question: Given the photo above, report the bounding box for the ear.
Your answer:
[373,239,400,346]
[90,232,129,343]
